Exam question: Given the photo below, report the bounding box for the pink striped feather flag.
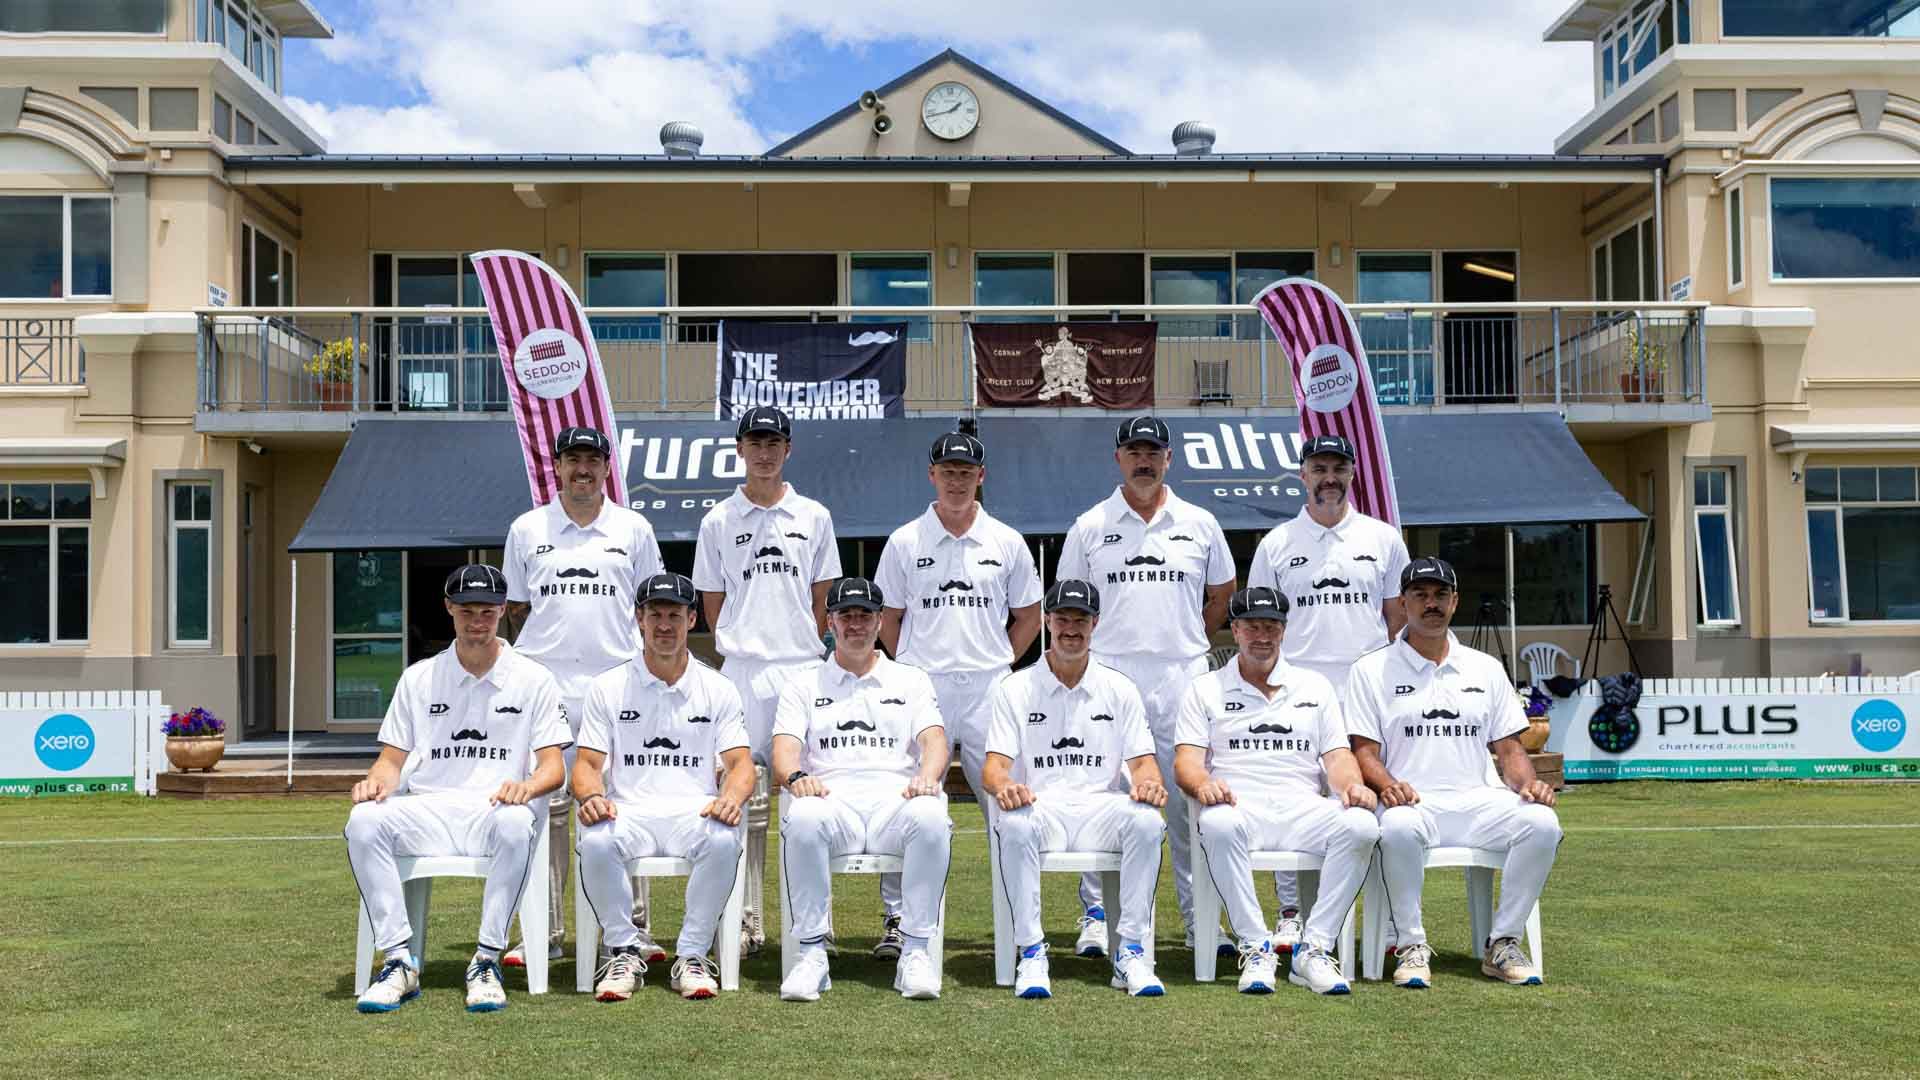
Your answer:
[1252,278,1401,526]
[470,250,625,506]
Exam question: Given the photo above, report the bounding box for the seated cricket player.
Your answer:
[772,577,952,1002]
[572,573,754,1002]
[1346,557,1560,988]
[982,579,1170,1000]
[347,564,570,1014]
[1174,586,1378,997]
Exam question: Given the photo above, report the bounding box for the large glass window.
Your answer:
[1771,178,1920,280]
[1597,0,1690,100]
[0,196,111,299]
[1727,183,1746,289]
[168,482,214,647]
[241,224,292,306]
[1150,255,1230,338]
[1693,467,1740,626]
[1407,523,1593,626]
[1233,250,1315,339]
[0,482,91,644]
[374,254,508,411]
[849,253,932,341]
[973,253,1055,322]
[1356,252,1435,405]
[332,551,405,720]
[0,0,166,32]
[585,253,667,344]
[1724,0,1920,37]
[1805,466,1920,621]
[1593,217,1659,302]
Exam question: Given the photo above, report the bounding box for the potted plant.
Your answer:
[1518,683,1553,753]
[1617,318,1668,402]
[163,707,227,772]
[305,337,365,411]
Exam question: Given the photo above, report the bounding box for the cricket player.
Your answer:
[1246,432,1408,951]
[501,426,664,967]
[1347,557,1560,988]
[347,564,570,1014]
[1174,586,1378,997]
[773,578,952,1002]
[872,428,1042,959]
[573,573,754,1002]
[1058,414,1236,950]
[693,404,841,954]
[983,579,1170,999]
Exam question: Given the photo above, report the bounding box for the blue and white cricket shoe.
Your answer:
[1015,943,1052,999]
[356,957,420,1013]
[1109,944,1165,997]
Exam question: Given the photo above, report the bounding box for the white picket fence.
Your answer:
[1,690,172,796]
[1568,675,1920,698]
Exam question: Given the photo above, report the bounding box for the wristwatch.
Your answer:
[786,770,810,787]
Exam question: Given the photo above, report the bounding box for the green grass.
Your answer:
[2,783,1917,1079]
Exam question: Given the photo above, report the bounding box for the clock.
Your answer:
[921,81,980,141]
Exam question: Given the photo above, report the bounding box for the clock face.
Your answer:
[921,81,979,141]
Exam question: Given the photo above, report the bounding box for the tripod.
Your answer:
[1579,583,1641,678]
[1464,593,1511,672]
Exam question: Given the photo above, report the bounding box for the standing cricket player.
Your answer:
[1058,415,1235,951]
[693,405,841,954]
[501,426,664,966]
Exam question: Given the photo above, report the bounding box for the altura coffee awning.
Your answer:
[289,412,1640,552]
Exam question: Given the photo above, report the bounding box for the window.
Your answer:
[375,253,512,410]
[1065,252,1145,320]
[1356,252,1435,405]
[1627,471,1658,626]
[150,88,199,131]
[1727,183,1746,289]
[213,95,233,141]
[849,253,932,341]
[1771,178,1920,280]
[1693,466,1740,626]
[241,224,293,305]
[973,253,1055,322]
[1407,524,1593,626]
[0,0,166,33]
[1233,250,1315,339]
[1593,216,1658,302]
[1805,466,1920,621]
[332,551,405,720]
[236,113,256,146]
[168,482,214,647]
[1724,0,1920,37]
[584,253,667,344]
[82,87,139,126]
[0,196,111,299]
[0,482,91,644]
[1596,0,1689,100]
[1150,255,1230,337]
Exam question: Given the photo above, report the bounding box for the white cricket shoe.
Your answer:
[1109,944,1165,997]
[356,958,419,1013]
[1393,942,1433,989]
[631,927,669,965]
[1014,944,1052,1000]
[1288,943,1351,995]
[780,948,831,1002]
[1271,910,1304,955]
[464,954,508,1012]
[1236,940,1279,994]
[593,946,645,1002]
[671,954,720,1000]
[1481,937,1543,985]
[501,939,562,967]
[1075,905,1108,958]
[894,949,940,1000]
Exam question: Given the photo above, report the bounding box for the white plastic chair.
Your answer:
[354,810,552,995]
[776,792,947,983]
[1520,641,1580,685]
[1358,846,1543,981]
[985,808,1157,986]
[1186,797,1356,982]
[574,850,747,993]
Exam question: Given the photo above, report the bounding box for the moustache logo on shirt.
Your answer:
[557,566,600,579]
[1089,713,1114,723]
[493,705,522,714]
[1353,554,1377,562]
[606,546,628,556]
[1312,576,1351,589]
[1461,686,1487,694]
[1292,701,1319,709]
[451,728,488,742]
[836,718,877,732]
[1125,554,1166,567]
[1169,534,1197,543]
[978,558,1002,567]
[1248,723,1294,735]
[734,533,752,546]
[938,580,976,592]
[643,736,682,750]
[685,714,712,724]
[1422,708,1462,721]
[753,546,785,559]
[879,697,906,706]
[785,531,809,541]
[1050,736,1085,750]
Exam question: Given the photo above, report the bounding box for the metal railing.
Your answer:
[194,302,1707,415]
[2,318,84,386]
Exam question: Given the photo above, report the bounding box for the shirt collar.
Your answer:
[547,497,613,536]
[915,502,991,547]
[633,656,693,695]
[729,482,796,519]
[1224,656,1292,700]
[824,654,885,689]
[445,641,514,689]
[1392,630,1464,676]
[1293,502,1356,539]
[1102,485,1183,528]
[1036,655,1096,698]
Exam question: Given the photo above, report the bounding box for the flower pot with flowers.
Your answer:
[305,337,366,411]
[163,707,227,772]
[1517,683,1553,752]
[1617,318,1669,402]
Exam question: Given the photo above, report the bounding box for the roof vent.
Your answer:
[660,121,704,157]
[1172,121,1216,156]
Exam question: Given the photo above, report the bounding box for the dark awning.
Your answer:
[289,412,1639,552]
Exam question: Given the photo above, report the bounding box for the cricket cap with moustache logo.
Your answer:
[637,572,697,608]
[444,564,509,604]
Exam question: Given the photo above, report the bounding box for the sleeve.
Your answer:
[691,510,726,593]
[1172,678,1211,750]
[871,532,910,610]
[712,678,750,754]
[771,672,812,746]
[982,679,1022,761]
[1486,668,1528,744]
[1382,527,1412,601]
[634,519,664,582]
[1055,518,1093,583]
[908,670,944,739]
[1116,682,1156,762]
[812,507,842,583]
[529,673,572,752]
[1343,663,1385,745]
[574,676,613,756]
[1245,528,1278,591]
[1204,515,1237,587]
[503,519,530,603]
[1007,536,1044,608]
[374,667,417,752]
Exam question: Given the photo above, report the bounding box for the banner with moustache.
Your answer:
[470,250,625,507]
[969,322,1155,409]
[717,321,906,421]
[1252,279,1401,526]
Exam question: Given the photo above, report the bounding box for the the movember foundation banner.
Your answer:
[470,249,625,504]
[716,321,907,421]
[969,321,1156,409]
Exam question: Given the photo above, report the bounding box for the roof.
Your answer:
[1544,0,1631,41]
[763,48,1132,157]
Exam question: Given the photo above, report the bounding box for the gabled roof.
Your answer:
[763,47,1131,157]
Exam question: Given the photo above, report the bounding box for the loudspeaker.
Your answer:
[873,112,893,135]
[859,90,882,111]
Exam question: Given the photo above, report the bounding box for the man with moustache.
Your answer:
[1058,415,1236,953]
[871,429,1043,958]
[500,427,665,967]
[1346,557,1560,989]
[693,404,842,954]
[1245,433,1408,953]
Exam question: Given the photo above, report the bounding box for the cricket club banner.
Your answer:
[716,321,906,421]
[1253,279,1401,526]
[969,322,1156,410]
[469,250,625,506]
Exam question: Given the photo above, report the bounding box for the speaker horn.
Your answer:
[858,90,882,111]
[873,112,894,135]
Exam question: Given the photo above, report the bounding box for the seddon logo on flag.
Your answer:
[1252,278,1400,526]
[469,250,624,507]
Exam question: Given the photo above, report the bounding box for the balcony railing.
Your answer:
[2,318,84,387]
[194,303,1706,415]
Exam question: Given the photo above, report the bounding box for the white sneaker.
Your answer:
[1109,944,1165,997]
[1393,942,1433,989]
[593,946,645,1002]
[1481,936,1542,986]
[741,910,766,957]
[780,948,831,1002]
[1075,906,1108,958]
[356,958,420,1013]
[671,954,720,1000]
[632,927,669,965]
[1271,910,1304,955]
[464,954,508,1012]
[894,949,940,1000]
[1236,940,1279,994]
[501,939,562,968]
[1014,944,1052,999]
[1288,943,1351,995]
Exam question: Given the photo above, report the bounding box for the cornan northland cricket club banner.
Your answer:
[470,249,625,506]
[969,322,1156,409]
[1253,279,1401,526]
[717,321,907,421]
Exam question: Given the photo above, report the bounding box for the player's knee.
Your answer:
[902,796,951,835]
[1124,801,1167,840]
[703,817,745,858]
[1197,802,1249,846]
[490,802,537,845]
[782,798,832,838]
[1517,803,1562,846]
[343,801,388,846]
[1337,807,1382,848]
[576,821,619,862]
[1377,806,1424,848]
[995,806,1039,847]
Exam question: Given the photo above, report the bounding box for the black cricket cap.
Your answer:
[1044,579,1101,616]
[444,564,508,604]
[1301,433,1356,462]
[736,406,792,440]
[1115,415,1170,449]
[554,426,612,458]
[1228,586,1289,622]
[930,431,985,466]
[637,572,697,608]
[1401,557,1459,591]
[826,577,884,612]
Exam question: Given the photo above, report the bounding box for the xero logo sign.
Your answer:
[1851,699,1906,753]
[35,713,95,771]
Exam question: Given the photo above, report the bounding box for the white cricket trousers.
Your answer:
[1270,657,1352,914]
[781,788,952,942]
[1195,796,1378,953]
[1082,651,1208,929]
[724,656,819,926]
[882,668,998,919]
[576,798,744,959]
[993,794,1165,949]
[345,791,541,956]
[1376,786,1562,948]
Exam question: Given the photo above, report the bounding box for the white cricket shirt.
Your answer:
[772,655,942,790]
[378,643,571,796]
[873,503,1042,674]
[693,484,841,663]
[1344,631,1526,794]
[983,659,1154,799]
[1173,659,1346,801]
[504,499,664,699]
[1247,505,1409,672]
[1056,486,1236,661]
[577,656,749,804]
